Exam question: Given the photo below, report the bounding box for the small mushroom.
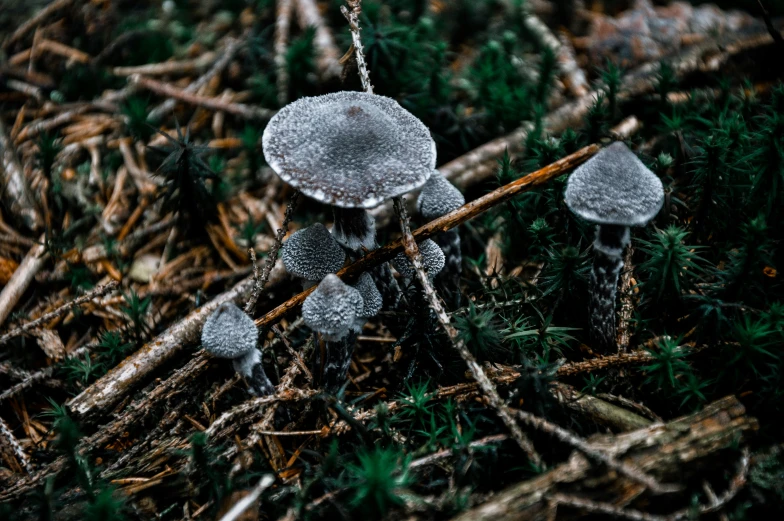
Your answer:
[564,142,664,351]
[302,274,364,393]
[393,239,446,284]
[282,223,346,289]
[201,302,275,396]
[417,172,466,308]
[352,272,383,332]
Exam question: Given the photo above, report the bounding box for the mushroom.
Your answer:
[564,142,664,351]
[353,271,383,331]
[417,171,466,308]
[262,91,436,305]
[393,238,446,284]
[281,223,346,289]
[201,302,275,396]
[302,274,364,393]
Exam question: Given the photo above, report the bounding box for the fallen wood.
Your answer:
[451,396,757,521]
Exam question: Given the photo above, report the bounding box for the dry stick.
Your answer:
[511,408,675,494]
[409,434,509,469]
[130,75,275,121]
[341,1,374,94]
[394,197,542,467]
[147,37,243,123]
[616,245,636,352]
[2,0,74,50]
[111,52,217,77]
[274,0,294,107]
[0,237,46,329]
[246,191,300,316]
[253,145,600,329]
[0,281,119,346]
[295,0,342,80]
[0,117,42,231]
[217,475,276,521]
[0,414,33,474]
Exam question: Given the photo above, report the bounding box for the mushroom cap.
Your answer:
[393,239,446,280]
[353,272,383,319]
[417,172,465,220]
[282,223,346,281]
[564,142,664,226]
[201,302,258,359]
[302,274,364,341]
[262,91,436,209]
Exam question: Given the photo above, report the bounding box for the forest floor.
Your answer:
[1,1,784,520]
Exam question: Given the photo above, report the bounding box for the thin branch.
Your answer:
[0,414,33,474]
[0,281,119,346]
[393,197,542,467]
[341,1,373,94]
[147,37,243,123]
[245,191,299,316]
[217,475,276,521]
[2,0,74,50]
[274,0,294,107]
[253,144,599,329]
[295,0,342,80]
[130,75,275,121]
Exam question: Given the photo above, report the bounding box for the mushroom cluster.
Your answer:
[565,142,664,351]
[264,91,439,393]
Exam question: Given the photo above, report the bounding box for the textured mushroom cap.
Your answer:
[282,223,346,281]
[417,172,465,220]
[353,272,383,319]
[565,142,664,226]
[201,302,258,359]
[393,239,446,280]
[302,274,364,341]
[262,91,436,209]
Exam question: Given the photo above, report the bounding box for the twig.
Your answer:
[393,197,542,467]
[557,31,589,98]
[0,236,46,328]
[0,117,42,231]
[616,245,636,352]
[111,53,217,77]
[130,75,275,121]
[253,144,599,329]
[2,0,74,50]
[511,407,675,493]
[147,37,243,123]
[341,1,373,94]
[409,434,508,469]
[246,191,299,316]
[0,414,33,474]
[0,281,119,346]
[549,494,666,521]
[217,475,276,521]
[295,0,342,80]
[274,0,294,106]
[553,382,653,432]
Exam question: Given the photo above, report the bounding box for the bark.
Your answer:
[451,396,758,521]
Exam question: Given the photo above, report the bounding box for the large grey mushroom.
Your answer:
[262,91,436,251]
[564,141,664,351]
[263,91,436,307]
[417,172,465,308]
[201,302,275,396]
[282,223,346,289]
[302,274,364,394]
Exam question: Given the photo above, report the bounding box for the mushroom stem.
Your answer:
[433,229,462,309]
[589,224,630,351]
[332,207,376,252]
[321,331,359,395]
[232,349,276,396]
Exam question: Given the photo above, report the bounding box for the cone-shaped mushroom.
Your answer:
[302,274,364,394]
[282,223,346,289]
[417,172,465,308]
[393,239,446,284]
[263,91,436,307]
[201,302,275,396]
[564,142,664,351]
